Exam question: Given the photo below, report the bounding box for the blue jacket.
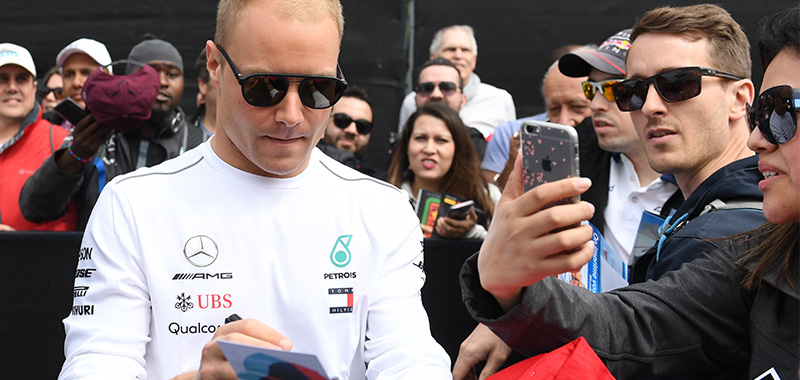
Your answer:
[631,155,766,282]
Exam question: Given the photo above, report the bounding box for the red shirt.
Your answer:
[0,110,77,231]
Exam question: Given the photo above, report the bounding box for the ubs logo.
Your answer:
[183,235,219,267]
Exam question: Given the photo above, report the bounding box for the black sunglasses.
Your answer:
[612,67,743,111]
[216,44,347,109]
[416,81,459,96]
[747,85,799,145]
[40,86,63,98]
[333,113,373,135]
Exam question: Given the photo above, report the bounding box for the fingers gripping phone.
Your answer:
[447,200,475,221]
[520,120,580,207]
[54,98,90,126]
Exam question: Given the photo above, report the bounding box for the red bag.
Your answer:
[487,337,616,380]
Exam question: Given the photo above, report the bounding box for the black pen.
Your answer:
[224,313,242,324]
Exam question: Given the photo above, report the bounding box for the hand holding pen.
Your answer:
[172,313,293,379]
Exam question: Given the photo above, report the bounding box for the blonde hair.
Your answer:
[215,0,344,47]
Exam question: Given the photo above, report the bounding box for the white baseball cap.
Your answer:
[0,43,36,77]
[56,38,112,70]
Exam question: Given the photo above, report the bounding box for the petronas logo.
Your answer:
[330,235,352,268]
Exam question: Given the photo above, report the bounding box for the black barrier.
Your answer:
[0,231,82,378]
[421,238,483,365]
[422,237,528,372]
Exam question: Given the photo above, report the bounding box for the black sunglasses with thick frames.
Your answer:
[333,113,373,135]
[216,43,348,109]
[747,85,799,145]
[40,86,63,99]
[611,66,743,111]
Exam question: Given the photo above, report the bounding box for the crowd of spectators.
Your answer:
[0,1,796,379]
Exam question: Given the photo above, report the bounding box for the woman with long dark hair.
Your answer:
[387,102,500,239]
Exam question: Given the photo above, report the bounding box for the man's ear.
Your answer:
[730,78,755,123]
[206,40,221,87]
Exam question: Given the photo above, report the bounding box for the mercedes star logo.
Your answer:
[183,235,219,267]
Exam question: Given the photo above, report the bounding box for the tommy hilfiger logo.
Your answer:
[328,287,353,314]
[330,235,352,268]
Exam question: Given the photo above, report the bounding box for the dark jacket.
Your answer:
[631,155,766,282]
[19,108,197,231]
[460,231,799,379]
[187,103,212,149]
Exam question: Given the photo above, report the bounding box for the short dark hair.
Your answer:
[417,58,463,88]
[757,6,800,73]
[340,86,373,112]
[195,47,209,83]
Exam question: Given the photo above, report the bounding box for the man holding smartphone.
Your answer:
[453,28,682,379]
[558,29,681,264]
[19,36,197,231]
[458,5,766,379]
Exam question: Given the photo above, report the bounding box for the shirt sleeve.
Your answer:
[501,91,516,123]
[460,244,753,378]
[19,145,85,223]
[59,182,151,380]
[363,194,451,379]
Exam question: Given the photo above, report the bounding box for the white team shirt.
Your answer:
[59,141,450,380]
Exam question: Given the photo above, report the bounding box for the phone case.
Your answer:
[54,99,89,125]
[521,120,580,204]
[447,200,474,220]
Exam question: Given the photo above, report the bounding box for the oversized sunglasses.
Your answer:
[611,66,743,111]
[333,113,373,135]
[40,86,63,98]
[216,44,347,109]
[416,81,459,96]
[747,85,799,145]
[582,79,620,102]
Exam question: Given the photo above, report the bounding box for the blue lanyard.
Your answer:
[94,158,106,194]
[656,212,688,261]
